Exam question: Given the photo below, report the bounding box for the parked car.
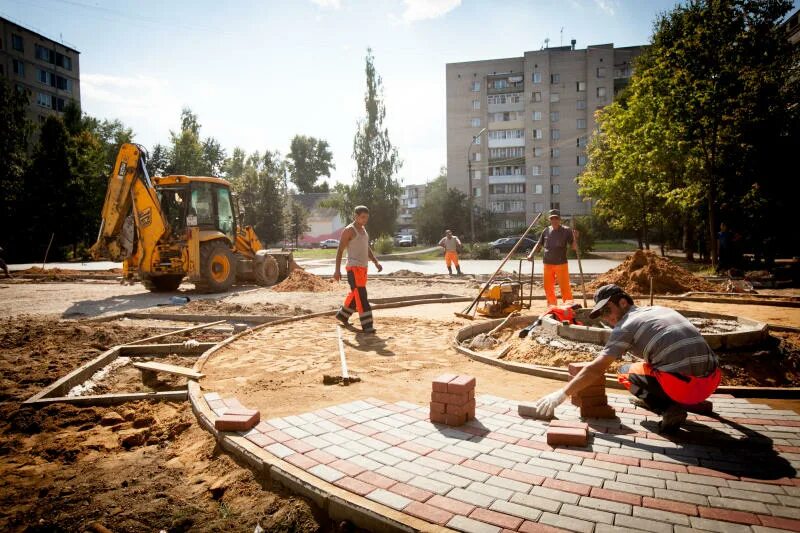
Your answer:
[491,236,536,253]
[319,238,340,249]
[398,235,416,247]
[488,237,510,247]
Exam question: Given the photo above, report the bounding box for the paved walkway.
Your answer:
[203,392,800,532]
[300,258,621,276]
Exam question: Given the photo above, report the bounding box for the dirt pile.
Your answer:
[590,250,717,294]
[166,299,309,316]
[14,267,122,281]
[388,269,426,277]
[272,269,335,292]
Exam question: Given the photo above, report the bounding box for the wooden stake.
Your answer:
[650,276,654,306]
[336,325,350,385]
[42,232,55,269]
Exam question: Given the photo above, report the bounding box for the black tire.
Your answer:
[195,241,236,293]
[141,273,183,292]
[254,255,280,286]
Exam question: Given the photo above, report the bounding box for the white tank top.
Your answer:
[345,223,369,267]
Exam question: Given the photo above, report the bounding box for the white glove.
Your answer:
[532,389,567,419]
[183,339,200,348]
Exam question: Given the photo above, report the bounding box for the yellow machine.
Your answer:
[476,279,524,317]
[91,143,293,293]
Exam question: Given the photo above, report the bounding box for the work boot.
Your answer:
[456,266,463,276]
[628,397,650,410]
[447,266,453,276]
[658,404,687,434]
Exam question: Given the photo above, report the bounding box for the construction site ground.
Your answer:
[1,270,799,532]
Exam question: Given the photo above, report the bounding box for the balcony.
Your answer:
[488,175,526,185]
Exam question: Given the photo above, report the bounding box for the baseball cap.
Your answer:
[589,284,629,318]
[548,209,561,219]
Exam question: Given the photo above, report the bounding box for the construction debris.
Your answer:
[322,374,362,385]
[590,249,718,294]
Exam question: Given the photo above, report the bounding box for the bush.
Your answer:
[374,234,394,254]
[466,243,494,259]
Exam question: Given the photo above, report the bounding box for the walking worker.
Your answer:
[334,206,382,333]
[527,284,721,433]
[527,209,577,305]
[438,230,463,276]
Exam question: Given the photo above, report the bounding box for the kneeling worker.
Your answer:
[528,284,721,433]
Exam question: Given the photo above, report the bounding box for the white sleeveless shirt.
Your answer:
[345,223,369,268]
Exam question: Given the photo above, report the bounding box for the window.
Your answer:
[487,93,522,105]
[36,92,51,108]
[532,72,541,83]
[577,99,587,110]
[12,59,24,77]
[532,91,542,102]
[577,118,587,129]
[534,184,544,195]
[488,129,524,140]
[532,129,543,139]
[597,87,607,98]
[550,111,560,123]
[534,202,544,212]
[551,167,560,177]
[551,73,560,84]
[577,155,587,165]
[551,147,560,158]
[532,165,542,176]
[533,147,544,157]
[489,147,525,159]
[472,99,480,110]
[489,165,523,176]
[216,187,235,241]
[38,69,49,84]
[470,170,481,180]
[550,93,560,103]
[552,184,561,194]
[597,67,607,78]
[12,34,23,51]
[551,202,560,210]
[472,135,481,145]
[489,184,526,194]
[35,45,53,62]
[577,81,586,92]
[56,53,72,71]
[551,129,560,140]
[490,79,508,89]
[577,135,588,147]
[471,152,481,162]
[471,81,481,91]
[473,187,482,198]
[489,111,523,122]
[532,111,542,121]
[489,200,525,213]
[471,118,481,127]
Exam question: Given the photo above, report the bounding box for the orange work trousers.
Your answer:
[445,251,460,268]
[543,262,573,305]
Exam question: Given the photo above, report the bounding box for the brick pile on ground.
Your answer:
[272,269,336,292]
[569,362,616,419]
[589,249,717,294]
[546,419,589,447]
[212,397,260,431]
[430,374,476,427]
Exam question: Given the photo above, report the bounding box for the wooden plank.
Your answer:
[122,312,291,324]
[24,346,122,403]
[133,361,204,379]
[120,342,217,355]
[125,320,226,345]
[336,325,350,385]
[26,390,187,407]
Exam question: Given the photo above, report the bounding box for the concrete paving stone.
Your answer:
[298,435,330,450]
[366,488,412,510]
[441,445,482,460]
[264,442,294,459]
[414,455,455,471]
[469,507,524,530]
[441,427,478,440]
[354,436,390,451]
[540,451,584,465]
[529,485,581,504]
[344,454,383,471]
[428,493,478,516]
[654,487,710,505]
[581,458,629,473]
[365,450,402,466]
[608,447,653,459]
[446,487,497,508]
[677,472,731,487]
[475,454,516,470]
[719,487,781,504]
[485,475,532,494]
[543,477,593,497]
[488,500,542,522]
[594,524,650,533]
[555,470,606,488]
[315,420,343,433]
[389,413,420,425]
[308,463,345,483]
[204,392,221,402]
[335,428,366,441]
[343,400,375,412]
[632,505,691,525]
[383,446,420,462]
[387,418,427,432]
[395,401,421,410]
[355,470,396,490]
[411,436,448,450]
[323,445,357,460]
[491,447,533,463]
[527,457,573,472]
[698,506,761,525]
[318,432,349,446]
[266,417,291,429]
[467,481,514,501]
[398,440,435,455]
[244,431,274,448]
[395,460,434,477]
[538,511,595,533]
[297,412,324,424]
[470,437,511,450]
[569,464,618,480]
[752,526,800,533]
[430,470,473,488]
[784,486,800,497]
[284,453,319,470]
[329,459,366,477]
[507,441,549,455]
[428,450,468,464]
[578,495,633,515]
[590,487,642,506]
[284,439,315,454]
[728,480,789,494]
[449,464,493,483]
[333,476,377,497]
[510,491,562,513]
[688,516,755,532]
[446,514,501,533]
[360,407,393,420]
[514,462,557,478]
[767,504,800,519]
[666,480,721,496]
[341,413,369,424]
[296,423,327,437]
[615,473,666,489]
[499,468,545,487]
[560,503,615,524]
[627,465,677,480]
[282,415,307,426]
[602,482,655,500]
[592,437,623,449]
[374,465,414,483]
[404,500,454,525]
[480,420,515,431]
[776,494,800,507]
[408,475,454,495]
[613,513,673,533]
[362,420,394,433]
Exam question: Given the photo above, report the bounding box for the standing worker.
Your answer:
[527,284,721,433]
[0,247,10,278]
[334,206,382,333]
[527,209,577,305]
[438,230,463,276]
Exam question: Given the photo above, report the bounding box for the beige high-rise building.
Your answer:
[0,16,81,124]
[446,43,643,232]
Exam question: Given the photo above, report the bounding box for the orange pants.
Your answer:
[445,251,460,268]
[336,266,373,330]
[618,361,721,409]
[543,263,573,305]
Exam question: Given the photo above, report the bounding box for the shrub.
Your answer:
[374,234,394,254]
[466,243,494,259]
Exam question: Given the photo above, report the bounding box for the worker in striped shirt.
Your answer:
[529,284,721,433]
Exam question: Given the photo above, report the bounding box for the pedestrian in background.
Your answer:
[527,209,577,305]
[438,230,463,276]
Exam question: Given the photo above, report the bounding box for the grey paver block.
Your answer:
[308,464,344,483]
[666,479,721,496]
[467,481,514,501]
[299,435,330,449]
[594,524,650,533]
[556,470,606,487]
[366,488,412,510]
[653,487,709,505]
[570,464,618,480]
[626,466,676,480]
[407,475,453,495]
[539,511,595,533]
[527,456,573,471]
[324,445,356,460]
[446,514,501,533]
[582,458,628,473]
[727,480,787,494]
[561,503,615,524]
[366,450,402,466]
[264,443,294,458]
[489,499,542,522]
[609,447,653,459]
[384,446,420,462]
[414,455,453,471]
[632,505,691,525]
[708,496,770,514]
[767,504,800,519]
[490,447,531,463]
[297,423,326,436]
[395,460,433,477]
[689,516,754,533]
[513,462,556,478]
[616,473,665,489]
[346,454,383,471]
[266,417,291,429]
[503,443,544,458]
[449,464,492,482]
[530,485,581,504]
[362,420,393,432]
[603,480,655,497]
[776,494,800,507]
[340,440,373,455]
[614,513,673,533]
[752,526,799,533]
[411,436,447,450]
[430,470,472,488]
[375,465,414,483]
[445,487,495,508]
[319,432,349,445]
[475,453,516,469]
[510,491,562,513]
[579,496,633,515]
[485,475,531,494]
[676,472,730,487]
[540,451,584,465]
[441,445,481,460]
[356,436,391,451]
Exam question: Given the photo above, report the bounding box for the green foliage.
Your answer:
[0,79,32,259]
[146,143,169,177]
[373,234,394,254]
[465,242,494,259]
[287,200,311,247]
[287,135,335,193]
[227,150,287,245]
[166,108,226,176]
[324,49,402,237]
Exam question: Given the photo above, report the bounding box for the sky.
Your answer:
[3,0,799,187]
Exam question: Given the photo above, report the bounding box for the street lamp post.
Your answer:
[467,127,487,244]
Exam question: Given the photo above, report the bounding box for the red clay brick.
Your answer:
[543,477,592,496]
[576,385,606,396]
[757,514,800,532]
[430,401,446,414]
[740,476,795,486]
[388,482,434,502]
[433,373,458,392]
[546,427,588,447]
[215,409,260,432]
[446,412,467,426]
[404,501,454,525]
[355,471,396,489]
[572,394,608,408]
[643,497,698,515]
[428,450,466,464]
[549,419,589,431]
[499,468,545,486]
[579,405,616,419]
[446,402,472,417]
[284,453,319,470]
[373,432,405,446]
[519,521,571,533]
[463,459,503,476]
[687,466,738,479]
[640,459,688,473]
[516,439,552,451]
[334,476,377,496]
[569,362,592,376]
[284,439,314,454]
[590,487,642,506]
[447,375,476,395]
[330,459,366,477]
[469,508,523,530]
[698,506,760,525]
[396,441,434,456]
[305,449,337,464]
[430,411,447,424]
[350,424,379,437]
[431,391,471,405]
[595,452,639,466]
[427,494,476,516]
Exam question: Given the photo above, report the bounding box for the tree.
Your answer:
[146,143,169,177]
[286,135,335,193]
[0,79,32,261]
[166,107,206,175]
[287,200,311,247]
[324,49,402,237]
[226,149,287,245]
[202,137,226,176]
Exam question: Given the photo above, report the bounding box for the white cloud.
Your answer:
[310,0,341,9]
[401,0,461,22]
[593,0,618,15]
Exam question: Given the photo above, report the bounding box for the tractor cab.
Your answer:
[154,176,237,243]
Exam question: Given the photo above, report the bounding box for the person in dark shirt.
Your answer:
[526,209,578,305]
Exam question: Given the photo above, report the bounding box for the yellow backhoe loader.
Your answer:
[91,143,293,293]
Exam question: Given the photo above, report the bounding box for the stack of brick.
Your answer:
[568,362,616,419]
[430,374,476,427]
[546,419,589,447]
[214,397,260,432]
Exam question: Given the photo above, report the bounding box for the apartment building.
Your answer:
[397,183,427,234]
[446,43,643,231]
[0,16,80,124]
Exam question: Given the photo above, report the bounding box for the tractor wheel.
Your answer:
[254,254,280,286]
[195,241,236,293]
[141,273,184,292]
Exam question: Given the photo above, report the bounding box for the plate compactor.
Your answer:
[476,279,524,318]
